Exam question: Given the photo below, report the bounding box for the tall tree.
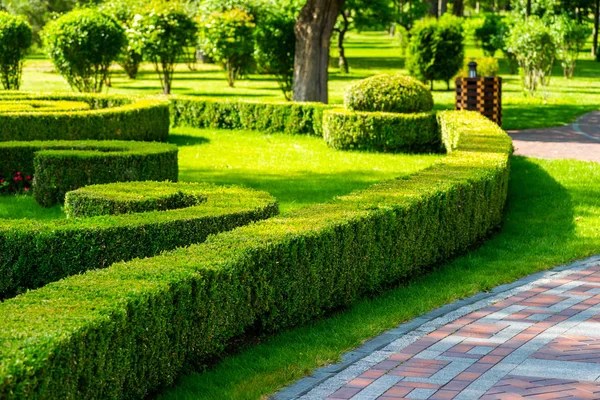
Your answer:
[293,0,345,103]
[334,0,396,73]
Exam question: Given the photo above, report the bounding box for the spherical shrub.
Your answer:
[344,74,434,114]
[0,12,32,90]
[42,9,125,93]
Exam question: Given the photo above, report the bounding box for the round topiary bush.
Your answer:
[344,74,433,114]
[42,9,125,93]
[0,12,32,90]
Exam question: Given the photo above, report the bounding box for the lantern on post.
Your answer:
[455,61,502,126]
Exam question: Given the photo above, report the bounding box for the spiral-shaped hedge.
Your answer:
[0,92,169,141]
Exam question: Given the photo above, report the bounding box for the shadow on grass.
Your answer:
[156,156,583,400]
[169,134,211,146]
[503,104,598,131]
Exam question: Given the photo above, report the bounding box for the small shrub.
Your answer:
[254,9,295,100]
[42,9,125,93]
[131,1,197,94]
[0,12,32,90]
[344,74,434,114]
[506,16,556,95]
[551,14,591,78]
[457,57,499,77]
[474,14,507,57]
[199,8,256,87]
[407,15,465,90]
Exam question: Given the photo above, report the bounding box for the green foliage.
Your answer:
[0,12,31,90]
[130,1,197,94]
[344,74,434,114]
[550,14,591,78]
[506,16,556,95]
[407,15,465,90]
[323,109,439,153]
[474,14,507,57]
[0,181,277,298]
[0,140,178,207]
[100,0,145,79]
[170,96,330,136]
[0,94,169,142]
[342,0,396,32]
[42,9,125,93]
[0,110,511,399]
[458,57,500,77]
[199,8,256,87]
[254,9,295,100]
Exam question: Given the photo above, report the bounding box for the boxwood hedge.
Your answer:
[0,140,178,206]
[324,109,440,153]
[0,93,169,142]
[0,111,512,399]
[0,181,278,299]
[170,96,330,136]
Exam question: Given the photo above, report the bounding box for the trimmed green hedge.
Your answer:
[0,181,278,299]
[0,140,178,206]
[0,93,169,142]
[344,74,434,114]
[0,111,512,399]
[323,109,440,153]
[170,96,330,136]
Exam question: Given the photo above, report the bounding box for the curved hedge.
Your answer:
[0,93,169,141]
[0,140,178,206]
[323,109,440,153]
[0,181,278,299]
[0,111,512,399]
[344,74,434,114]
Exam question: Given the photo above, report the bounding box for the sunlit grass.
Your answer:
[157,156,600,400]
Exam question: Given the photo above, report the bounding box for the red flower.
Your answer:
[25,175,32,181]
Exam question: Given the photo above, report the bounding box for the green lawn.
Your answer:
[0,128,441,219]
[19,31,600,130]
[157,156,600,400]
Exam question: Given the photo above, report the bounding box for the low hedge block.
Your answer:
[0,93,169,142]
[0,181,278,299]
[0,111,512,399]
[0,140,178,206]
[323,109,440,153]
[170,96,330,136]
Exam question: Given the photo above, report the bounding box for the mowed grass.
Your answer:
[157,156,600,400]
[171,127,441,213]
[20,32,600,130]
[0,128,441,219]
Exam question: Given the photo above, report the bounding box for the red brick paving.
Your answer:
[323,264,600,399]
[509,111,600,163]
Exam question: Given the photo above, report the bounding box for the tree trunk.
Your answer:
[293,0,345,103]
[438,0,447,16]
[453,0,464,16]
[594,0,600,59]
[526,0,532,17]
[337,10,350,73]
[429,0,438,17]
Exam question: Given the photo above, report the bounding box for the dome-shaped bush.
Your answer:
[0,12,32,90]
[344,74,434,114]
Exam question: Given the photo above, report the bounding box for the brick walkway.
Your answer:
[509,111,600,163]
[275,256,600,399]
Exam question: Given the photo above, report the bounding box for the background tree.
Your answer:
[506,16,556,95]
[199,8,256,87]
[131,1,197,94]
[100,0,145,79]
[293,0,345,103]
[407,15,464,89]
[255,8,296,99]
[42,8,124,93]
[474,14,506,56]
[551,13,592,77]
[334,0,396,73]
[0,11,31,90]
